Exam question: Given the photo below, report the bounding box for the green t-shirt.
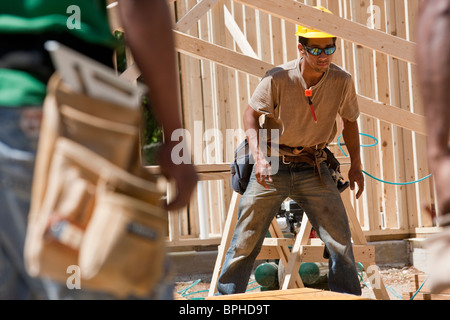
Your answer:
[0,0,117,107]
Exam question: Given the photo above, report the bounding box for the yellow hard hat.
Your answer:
[296,6,335,38]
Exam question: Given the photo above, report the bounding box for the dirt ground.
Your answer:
[360,265,425,300]
[173,265,426,300]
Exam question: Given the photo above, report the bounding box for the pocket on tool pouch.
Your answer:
[59,105,138,168]
[25,138,97,279]
[79,186,167,298]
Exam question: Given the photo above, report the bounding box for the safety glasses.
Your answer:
[304,45,336,56]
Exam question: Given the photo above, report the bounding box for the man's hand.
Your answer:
[348,163,364,199]
[254,158,273,189]
[118,0,198,211]
[157,141,198,211]
[431,155,450,216]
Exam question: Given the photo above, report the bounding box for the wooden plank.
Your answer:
[232,2,252,141]
[357,96,426,136]
[197,172,230,181]
[372,0,398,229]
[207,287,369,300]
[360,260,390,300]
[272,16,284,65]
[301,245,375,264]
[260,243,376,263]
[145,163,230,176]
[176,0,205,239]
[326,0,343,67]
[243,4,261,96]
[280,213,310,290]
[403,292,450,301]
[174,30,272,76]
[410,274,450,295]
[213,0,235,231]
[208,192,241,296]
[197,4,225,237]
[166,237,221,247]
[174,0,220,33]
[235,0,416,64]
[341,187,368,245]
[262,238,295,246]
[268,219,304,288]
[351,0,381,234]
[259,11,273,64]
[224,5,258,59]
[391,0,418,232]
[284,18,299,62]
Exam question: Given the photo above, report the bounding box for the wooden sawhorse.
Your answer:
[208,188,390,300]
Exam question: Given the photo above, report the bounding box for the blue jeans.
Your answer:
[0,106,54,299]
[216,161,362,296]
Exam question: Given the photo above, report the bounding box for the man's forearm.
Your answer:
[417,0,450,162]
[118,0,182,138]
[244,106,265,162]
[342,119,362,166]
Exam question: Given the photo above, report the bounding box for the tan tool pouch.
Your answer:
[24,74,166,298]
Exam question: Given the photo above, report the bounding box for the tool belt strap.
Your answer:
[280,147,326,185]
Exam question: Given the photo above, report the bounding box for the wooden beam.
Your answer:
[174,30,272,79]
[223,5,258,59]
[234,0,416,64]
[357,96,427,136]
[208,192,241,296]
[174,0,220,33]
[206,287,369,300]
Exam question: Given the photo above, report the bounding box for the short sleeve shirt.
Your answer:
[0,0,117,107]
[249,58,359,156]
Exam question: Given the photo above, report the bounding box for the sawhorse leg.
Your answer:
[268,218,305,289]
[341,189,390,300]
[280,212,311,290]
[281,189,390,299]
[208,192,240,296]
[208,192,304,296]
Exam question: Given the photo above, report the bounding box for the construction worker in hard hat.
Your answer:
[296,6,338,75]
[296,6,335,38]
[216,5,365,297]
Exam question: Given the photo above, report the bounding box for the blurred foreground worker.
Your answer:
[417,0,450,294]
[216,6,363,296]
[0,0,197,299]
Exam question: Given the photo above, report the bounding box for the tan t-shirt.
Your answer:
[249,58,359,156]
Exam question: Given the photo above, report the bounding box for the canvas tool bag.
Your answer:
[24,74,168,298]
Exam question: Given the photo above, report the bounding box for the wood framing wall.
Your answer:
[108,0,440,247]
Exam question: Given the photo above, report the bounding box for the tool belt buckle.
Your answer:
[282,155,291,165]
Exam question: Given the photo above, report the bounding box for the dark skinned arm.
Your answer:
[417,0,450,216]
[342,118,364,199]
[243,105,272,189]
[118,0,198,210]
